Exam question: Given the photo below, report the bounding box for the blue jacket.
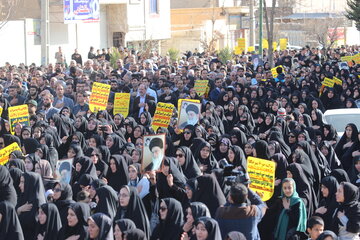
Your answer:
[54,96,74,109]
[215,189,266,240]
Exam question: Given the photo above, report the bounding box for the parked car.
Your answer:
[324,108,360,137]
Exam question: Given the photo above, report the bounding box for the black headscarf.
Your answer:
[88,213,113,240]
[49,114,69,139]
[178,125,195,147]
[319,141,342,170]
[0,165,17,205]
[106,155,129,193]
[84,147,109,179]
[3,134,21,147]
[338,182,360,234]
[287,162,316,215]
[22,137,40,154]
[114,219,136,239]
[58,202,90,240]
[8,159,26,172]
[177,146,201,179]
[316,176,339,231]
[194,141,219,174]
[16,172,46,240]
[151,198,184,240]
[53,182,75,226]
[330,169,351,183]
[115,186,150,239]
[195,216,222,240]
[227,145,247,172]
[107,133,125,155]
[34,203,62,240]
[156,157,187,201]
[268,131,291,159]
[72,156,98,184]
[190,202,211,221]
[124,229,147,240]
[194,174,226,217]
[254,140,270,160]
[0,200,24,240]
[9,167,23,196]
[95,185,119,220]
[271,153,288,182]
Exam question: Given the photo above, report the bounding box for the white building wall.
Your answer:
[0,21,26,65]
[144,0,171,40]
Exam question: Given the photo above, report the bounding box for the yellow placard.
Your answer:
[262,39,269,49]
[322,77,335,88]
[0,142,22,165]
[272,41,277,51]
[353,53,360,64]
[340,56,354,67]
[89,82,111,113]
[194,80,209,96]
[113,93,130,117]
[333,77,342,85]
[8,104,29,134]
[247,156,276,201]
[0,106,2,117]
[234,46,242,55]
[237,38,246,51]
[248,46,255,52]
[271,65,285,78]
[279,38,287,50]
[152,102,174,131]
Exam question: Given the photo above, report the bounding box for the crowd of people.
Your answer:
[0,44,360,240]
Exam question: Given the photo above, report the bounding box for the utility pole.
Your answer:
[249,0,255,47]
[41,0,49,66]
[259,0,263,58]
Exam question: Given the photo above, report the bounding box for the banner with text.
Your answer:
[8,104,29,134]
[89,82,111,113]
[113,93,130,117]
[194,80,209,96]
[0,142,22,165]
[271,65,285,78]
[64,0,100,23]
[322,77,335,88]
[152,102,174,131]
[247,156,276,201]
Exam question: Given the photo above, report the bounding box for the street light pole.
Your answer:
[41,0,49,65]
[249,0,255,47]
[259,0,263,58]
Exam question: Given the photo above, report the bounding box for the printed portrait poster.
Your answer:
[142,134,166,172]
[178,100,201,130]
[56,158,73,184]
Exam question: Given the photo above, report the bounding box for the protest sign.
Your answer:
[142,134,166,172]
[279,38,287,50]
[248,46,255,52]
[89,82,111,113]
[194,80,209,96]
[247,156,276,201]
[333,77,342,85]
[271,65,285,78]
[178,100,201,130]
[237,38,246,52]
[234,46,242,55]
[0,142,22,165]
[152,102,174,131]
[322,77,335,88]
[113,93,130,117]
[272,41,277,51]
[8,104,29,134]
[56,158,73,184]
[262,39,269,49]
[353,53,360,64]
[0,106,2,116]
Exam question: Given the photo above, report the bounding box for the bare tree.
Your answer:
[0,0,21,30]
[263,0,276,68]
[312,18,345,49]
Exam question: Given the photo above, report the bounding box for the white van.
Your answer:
[324,108,360,137]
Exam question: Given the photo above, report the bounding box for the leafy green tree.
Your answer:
[346,0,360,31]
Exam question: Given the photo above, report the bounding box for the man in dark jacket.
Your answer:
[215,183,266,240]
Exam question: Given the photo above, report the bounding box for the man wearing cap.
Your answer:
[144,137,164,172]
[26,100,38,117]
[179,103,200,129]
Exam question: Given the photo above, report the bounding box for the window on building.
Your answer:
[113,32,124,48]
[150,0,158,14]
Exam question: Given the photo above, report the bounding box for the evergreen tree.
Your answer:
[346,0,360,31]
